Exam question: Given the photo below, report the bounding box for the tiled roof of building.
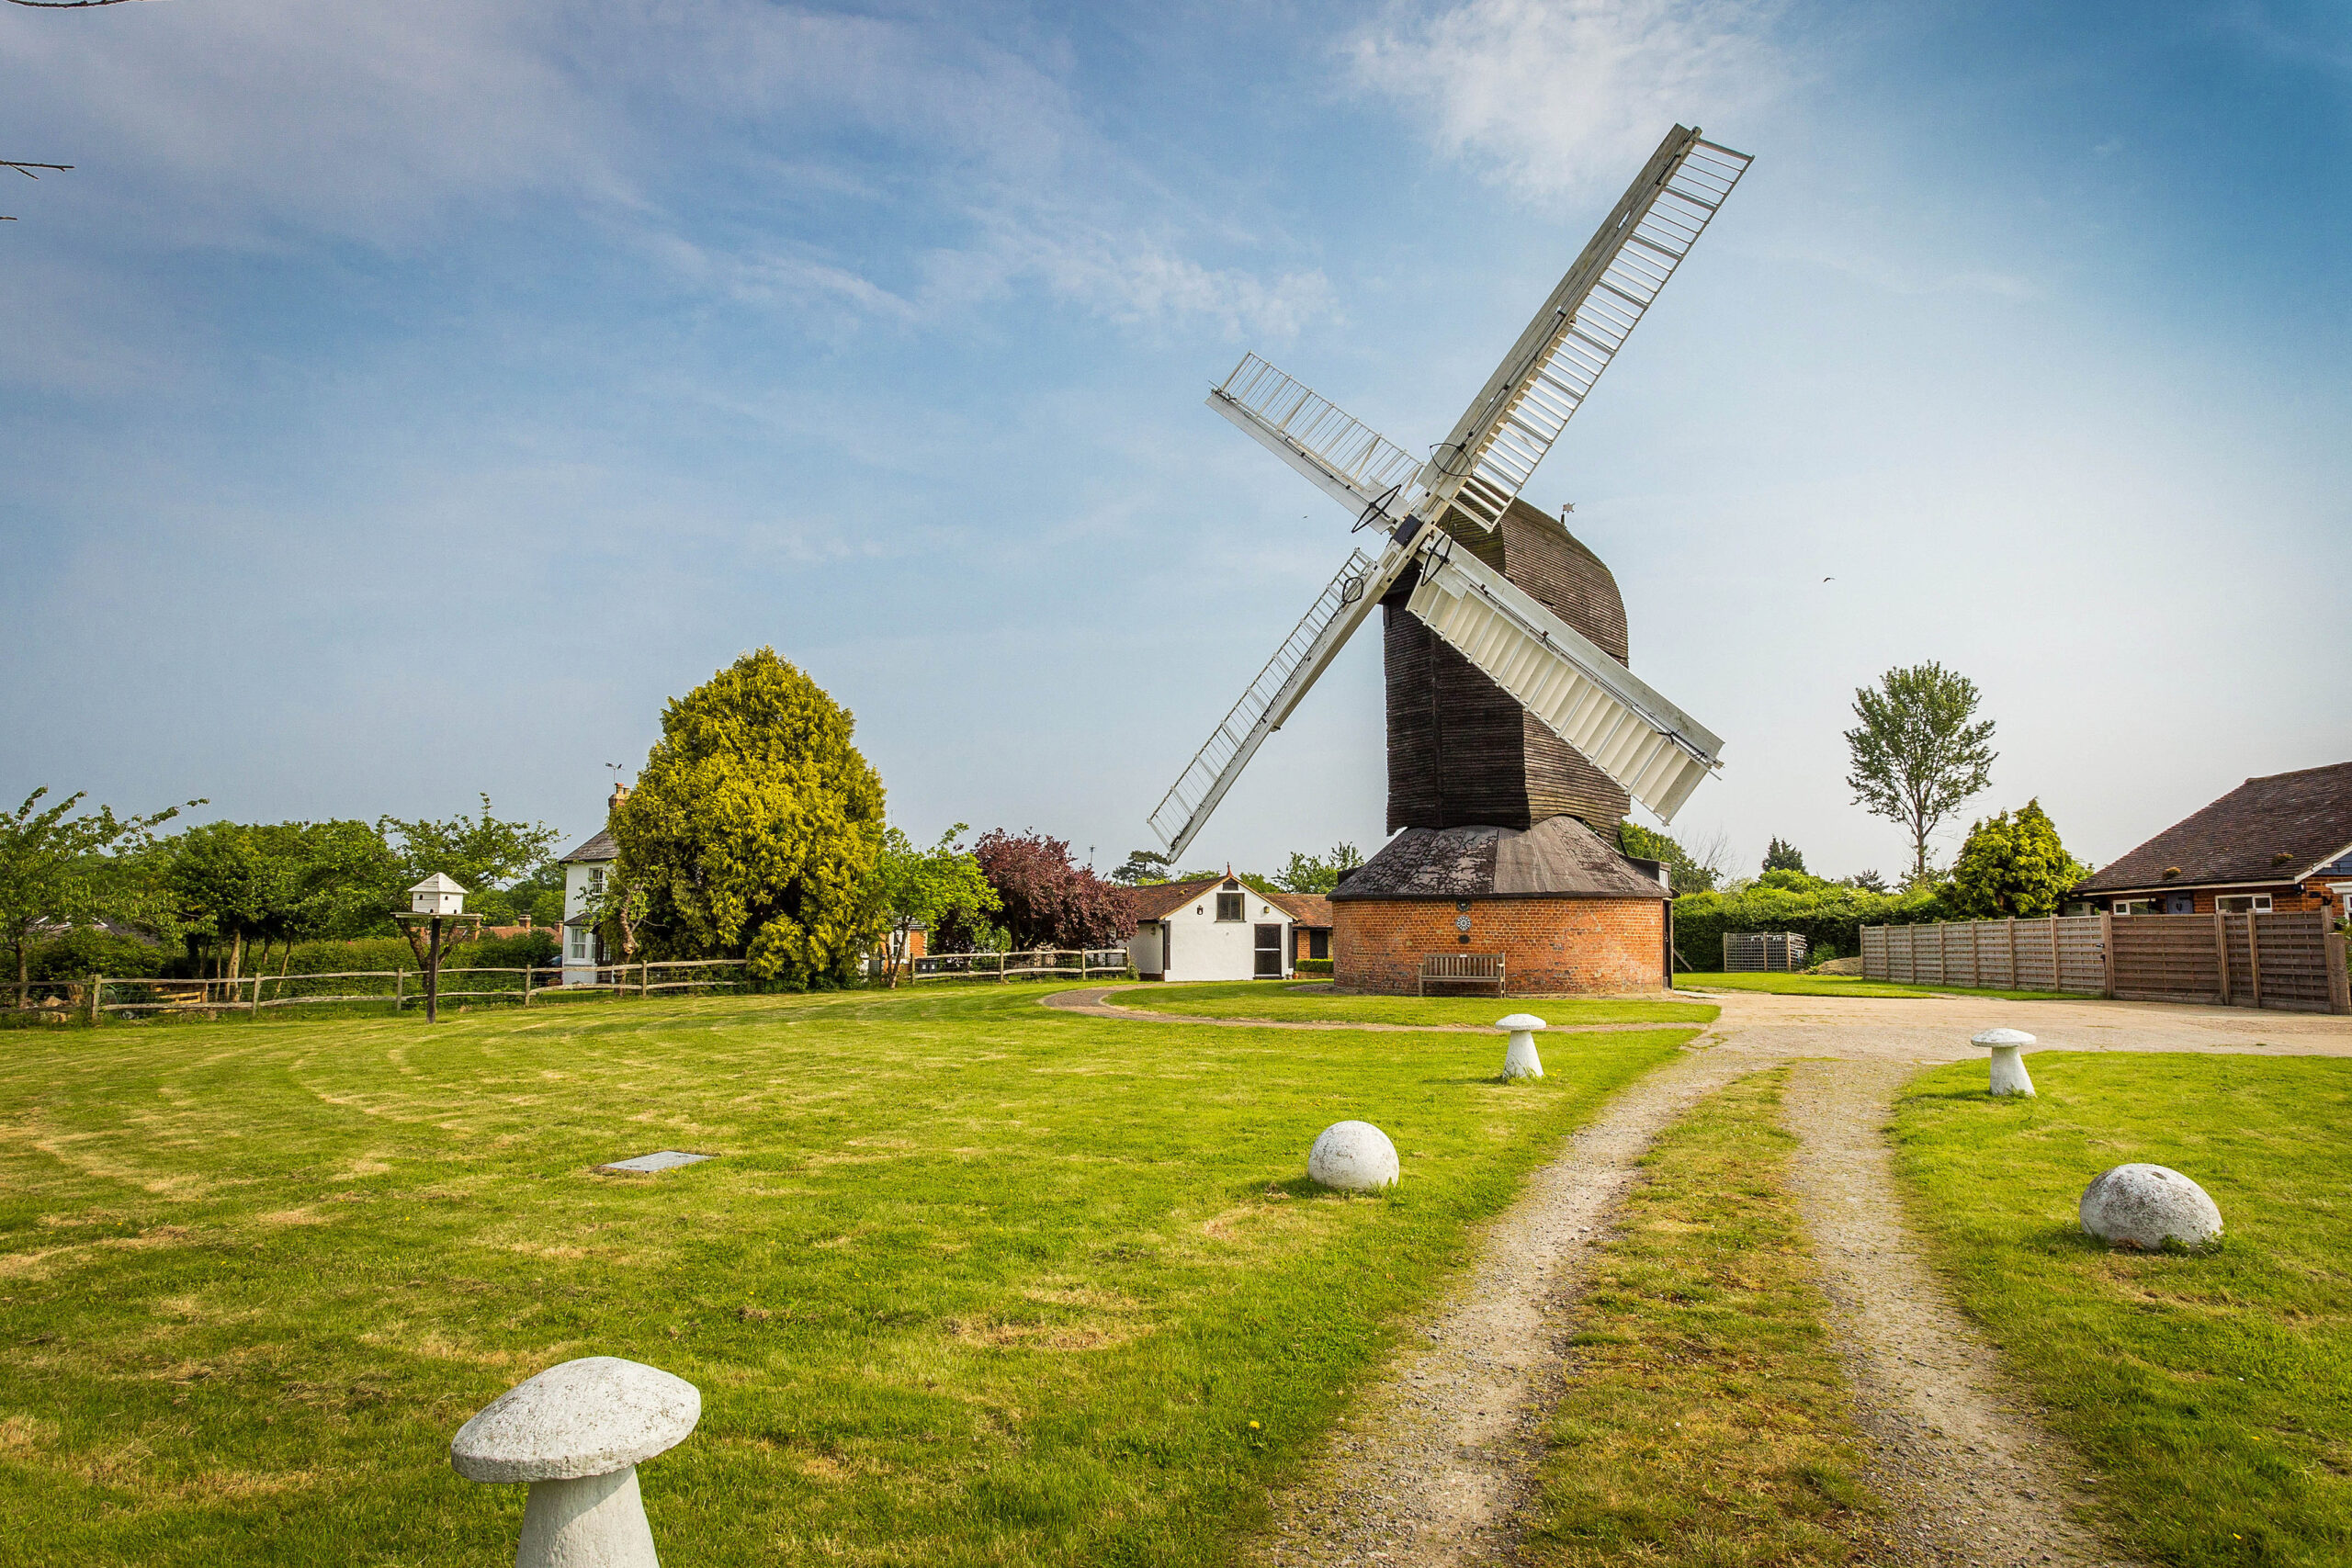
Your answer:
[1329,816,1668,900]
[559,828,618,863]
[1121,876,1230,922]
[2077,761,2352,894]
[1261,889,1333,927]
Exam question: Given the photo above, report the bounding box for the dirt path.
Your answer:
[1039,986,1679,1036]
[1251,1046,1762,1568]
[1778,1058,2135,1568]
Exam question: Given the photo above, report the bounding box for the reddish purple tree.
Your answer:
[939,829,1127,951]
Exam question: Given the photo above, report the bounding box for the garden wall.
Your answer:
[1861,912,2349,1013]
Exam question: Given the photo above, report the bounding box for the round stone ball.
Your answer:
[2079,1163,2222,1251]
[1307,1120,1400,1193]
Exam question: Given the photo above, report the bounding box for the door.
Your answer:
[1254,924,1283,977]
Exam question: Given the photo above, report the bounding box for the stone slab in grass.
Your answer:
[595,1150,715,1174]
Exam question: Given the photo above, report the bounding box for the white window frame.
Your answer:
[2215,894,2273,914]
[1216,891,1245,922]
[569,930,588,960]
[2112,899,2157,916]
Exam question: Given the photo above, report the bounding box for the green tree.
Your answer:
[1947,799,2091,919]
[380,795,560,901]
[1761,837,1807,874]
[606,649,887,986]
[866,824,1000,986]
[1272,841,1365,895]
[1844,661,1997,885]
[0,787,192,997]
[1616,821,1724,895]
[1111,848,1172,886]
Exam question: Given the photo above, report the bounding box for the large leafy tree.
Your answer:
[943,829,1125,951]
[1272,841,1365,896]
[866,824,1000,986]
[607,649,887,985]
[1616,820,1727,895]
[1843,661,1997,885]
[0,787,191,995]
[1947,799,2091,919]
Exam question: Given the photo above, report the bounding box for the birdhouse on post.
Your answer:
[410,873,469,917]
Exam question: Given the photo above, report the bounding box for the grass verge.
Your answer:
[1677,971,2072,1001]
[1112,982,1716,1028]
[0,983,1690,1567]
[1893,1053,2352,1567]
[1525,1067,1887,1566]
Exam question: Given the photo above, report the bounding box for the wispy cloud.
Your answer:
[1349,0,1787,198]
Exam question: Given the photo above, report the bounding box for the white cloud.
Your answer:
[1350,0,1786,198]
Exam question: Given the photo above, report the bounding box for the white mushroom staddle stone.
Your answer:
[1973,1027,2037,1098]
[1307,1120,1400,1192]
[2080,1163,2223,1251]
[1498,1013,1547,1081]
[452,1357,700,1568]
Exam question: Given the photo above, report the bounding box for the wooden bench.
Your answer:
[1419,953,1506,997]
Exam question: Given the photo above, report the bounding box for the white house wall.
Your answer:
[561,862,608,985]
[1150,887,1293,983]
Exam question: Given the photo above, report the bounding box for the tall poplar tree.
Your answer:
[1843,662,1997,885]
[606,649,886,986]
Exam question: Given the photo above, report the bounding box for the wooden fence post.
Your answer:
[2247,916,2263,1010]
[2098,910,2115,998]
[2047,916,2058,991]
[521,965,532,1007]
[86,973,101,1027]
[640,962,650,999]
[2214,912,2230,1006]
[2327,931,2349,1015]
[394,969,405,1012]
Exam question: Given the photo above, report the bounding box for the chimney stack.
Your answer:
[608,782,630,814]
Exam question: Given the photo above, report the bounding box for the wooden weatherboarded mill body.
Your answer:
[1146,126,1753,995]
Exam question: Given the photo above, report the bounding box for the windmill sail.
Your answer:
[1208,355,1430,523]
[1403,538,1723,823]
[1148,542,1413,859]
[1418,126,1752,533]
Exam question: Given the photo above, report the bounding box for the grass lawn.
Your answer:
[1677,971,2074,1001]
[1893,1054,2352,1567]
[1111,982,1717,1029]
[1526,1067,1885,1565]
[0,983,1692,1567]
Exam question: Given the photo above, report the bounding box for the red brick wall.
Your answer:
[1333,897,1666,995]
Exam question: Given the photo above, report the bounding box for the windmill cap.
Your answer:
[1497,1013,1548,1031]
[449,1357,699,1483]
[1972,1027,2036,1048]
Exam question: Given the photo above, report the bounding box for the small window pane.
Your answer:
[1216,892,1243,921]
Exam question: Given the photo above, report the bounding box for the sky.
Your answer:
[3,0,2346,885]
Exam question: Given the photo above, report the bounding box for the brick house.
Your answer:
[1268,891,1333,965]
[2075,761,2352,920]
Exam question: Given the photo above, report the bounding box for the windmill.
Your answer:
[1146,126,1750,905]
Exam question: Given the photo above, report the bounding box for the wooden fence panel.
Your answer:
[1857,916,2103,996]
[1860,926,1886,978]
[2055,918,2105,993]
[2247,913,2338,1012]
[2109,913,2223,1004]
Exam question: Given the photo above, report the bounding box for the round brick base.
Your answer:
[1332,897,1668,996]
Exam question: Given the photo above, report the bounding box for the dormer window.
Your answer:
[1216,891,1244,921]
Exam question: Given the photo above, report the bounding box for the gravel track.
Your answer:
[1039,986,1680,1035]
[1250,1047,1759,1567]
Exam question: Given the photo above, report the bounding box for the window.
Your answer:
[590,867,605,889]
[1309,930,1329,960]
[2216,894,2273,914]
[2111,900,2156,916]
[1216,891,1244,921]
[569,930,587,960]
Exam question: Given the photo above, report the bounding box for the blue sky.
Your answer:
[3,0,2346,882]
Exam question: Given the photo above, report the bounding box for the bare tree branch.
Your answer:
[3,162,75,177]
[6,1,161,8]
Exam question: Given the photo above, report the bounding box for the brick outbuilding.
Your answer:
[1329,816,1671,995]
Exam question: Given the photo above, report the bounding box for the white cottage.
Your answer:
[554,784,627,987]
[1126,874,1298,982]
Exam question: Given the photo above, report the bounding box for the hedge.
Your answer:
[1668,885,1950,970]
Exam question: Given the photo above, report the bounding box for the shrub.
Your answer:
[1670,884,1950,971]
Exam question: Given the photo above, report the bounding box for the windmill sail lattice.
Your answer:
[1148,547,1390,859]
[1207,355,1429,522]
[1418,129,1752,533]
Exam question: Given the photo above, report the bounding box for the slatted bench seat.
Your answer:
[1419,953,1506,997]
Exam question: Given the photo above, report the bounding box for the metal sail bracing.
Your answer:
[1417,126,1752,533]
[1148,546,1404,861]
[1206,355,1430,524]
[1402,539,1723,823]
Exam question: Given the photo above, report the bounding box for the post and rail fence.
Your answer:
[3,959,754,1025]
[1860,911,2348,1014]
[875,948,1131,984]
